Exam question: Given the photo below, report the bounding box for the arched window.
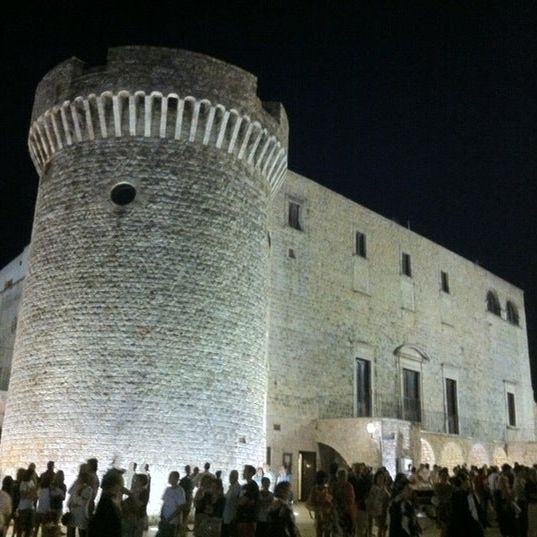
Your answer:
[486,290,501,316]
[506,301,519,325]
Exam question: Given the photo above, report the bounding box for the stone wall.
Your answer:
[0,49,534,505]
[0,48,288,509]
[0,248,29,394]
[266,170,534,470]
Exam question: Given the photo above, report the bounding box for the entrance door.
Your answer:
[298,451,317,501]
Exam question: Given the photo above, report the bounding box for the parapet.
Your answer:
[28,47,289,195]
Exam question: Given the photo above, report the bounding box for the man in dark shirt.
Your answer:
[179,465,194,529]
[39,461,55,484]
[236,465,259,537]
[88,469,124,537]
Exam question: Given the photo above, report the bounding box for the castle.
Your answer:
[0,47,535,504]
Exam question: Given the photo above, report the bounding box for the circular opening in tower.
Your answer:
[111,183,136,205]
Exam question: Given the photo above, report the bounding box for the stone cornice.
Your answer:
[28,90,288,196]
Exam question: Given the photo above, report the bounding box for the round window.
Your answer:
[111,183,136,206]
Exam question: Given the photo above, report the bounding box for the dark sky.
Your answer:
[1,4,536,392]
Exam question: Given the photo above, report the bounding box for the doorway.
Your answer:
[298,451,317,501]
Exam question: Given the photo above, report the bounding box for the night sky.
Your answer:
[1,5,536,392]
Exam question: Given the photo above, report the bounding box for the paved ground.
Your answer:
[147,502,503,536]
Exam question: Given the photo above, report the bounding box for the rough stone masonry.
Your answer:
[0,47,288,502]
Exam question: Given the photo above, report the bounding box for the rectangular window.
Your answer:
[402,252,412,277]
[288,202,302,230]
[355,358,371,417]
[441,271,450,293]
[266,446,272,465]
[507,392,516,427]
[355,232,367,258]
[446,378,459,434]
[402,368,420,422]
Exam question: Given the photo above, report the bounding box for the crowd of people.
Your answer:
[0,459,297,537]
[0,458,536,537]
[306,461,537,537]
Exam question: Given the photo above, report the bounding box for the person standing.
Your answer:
[525,467,537,537]
[267,481,300,537]
[34,475,52,537]
[88,469,124,537]
[193,477,225,537]
[495,465,517,537]
[50,471,66,525]
[11,469,25,537]
[236,465,259,537]
[253,468,264,489]
[446,473,483,537]
[262,465,275,493]
[276,466,290,486]
[222,470,241,537]
[196,463,214,486]
[67,471,93,537]
[86,459,99,516]
[389,474,421,537]
[432,468,452,537]
[157,471,185,537]
[306,470,333,537]
[366,470,390,537]
[333,469,356,537]
[18,469,37,537]
[39,462,56,485]
[256,477,274,537]
[0,477,13,537]
[121,473,149,537]
[179,466,194,533]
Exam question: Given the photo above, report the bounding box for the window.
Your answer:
[507,392,516,427]
[441,271,450,293]
[111,182,136,205]
[355,358,371,417]
[266,446,272,465]
[506,301,519,325]
[401,253,412,277]
[486,290,501,316]
[355,232,367,258]
[445,378,459,434]
[288,202,302,230]
[402,368,421,422]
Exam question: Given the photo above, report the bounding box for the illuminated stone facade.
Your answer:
[0,248,29,425]
[266,171,536,479]
[0,48,535,504]
[0,47,288,500]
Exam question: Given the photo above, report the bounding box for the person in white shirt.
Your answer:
[34,475,52,537]
[488,466,500,495]
[159,471,185,537]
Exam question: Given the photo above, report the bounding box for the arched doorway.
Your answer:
[468,443,489,467]
[440,441,464,469]
[493,446,508,466]
[420,438,435,465]
[318,442,349,472]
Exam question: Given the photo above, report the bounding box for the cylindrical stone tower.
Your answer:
[0,47,288,498]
